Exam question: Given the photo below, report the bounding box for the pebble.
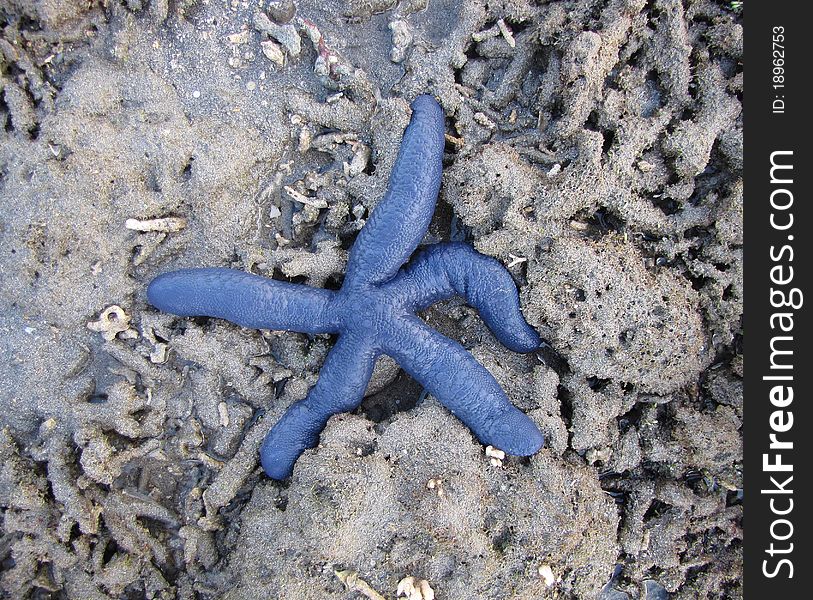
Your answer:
[485,445,505,467]
[261,39,285,65]
[226,30,249,45]
[389,20,413,63]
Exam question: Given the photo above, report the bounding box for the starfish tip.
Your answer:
[493,409,545,456]
[260,446,295,480]
[509,330,543,354]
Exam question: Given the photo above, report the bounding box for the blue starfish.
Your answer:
[147,95,544,480]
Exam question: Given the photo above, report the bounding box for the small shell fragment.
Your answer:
[261,39,285,66]
[343,142,371,177]
[397,576,435,600]
[485,445,505,467]
[125,217,187,233]
[538,564,556,587]
[218,402,230,427]
[298,125,313,152]
[149,342,168,364]
[426,478,444,498]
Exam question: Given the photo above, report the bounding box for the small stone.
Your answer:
[266,0,296,23]
[485,445,505,467]
[538,564,556,586]
[389,20,413,63]
[227,30,249,45]
[261,40,285,66]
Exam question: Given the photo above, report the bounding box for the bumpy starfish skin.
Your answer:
[148,95,544,480]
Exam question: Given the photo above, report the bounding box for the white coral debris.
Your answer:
[125,216,187,233]
[87,305,136,341]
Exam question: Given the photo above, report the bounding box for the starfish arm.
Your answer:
[260,332,377,479]
[382,316,544,456]
[147,267,338,334]
[343,95,446,290]
[384,242,541,353]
